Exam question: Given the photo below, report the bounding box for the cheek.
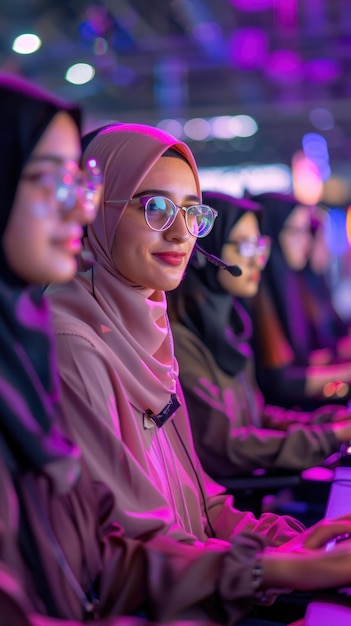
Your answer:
[4,222,44,280]
[112,228,150,276]
[231,274,254,297]
[218,270,240,295]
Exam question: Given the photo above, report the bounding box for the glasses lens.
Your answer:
[82,158,103,215]
[186,205,216,238]
[238,240,256,257]
[55,160,102,215]
[55,164,77,209]
[236,237,271,263]
[145,196,175,230]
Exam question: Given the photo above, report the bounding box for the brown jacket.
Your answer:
[0,449,270,625]
[171,323,339,479]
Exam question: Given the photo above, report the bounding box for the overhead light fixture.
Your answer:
[65,63,95,85]
[12,33,42,55]
[183,118,211,141]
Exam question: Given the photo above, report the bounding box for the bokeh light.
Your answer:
[292,150,323,205]
[309,108,334,131]
[12,33,42,54]
[65,63,95,85]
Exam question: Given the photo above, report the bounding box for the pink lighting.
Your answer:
[292,150,323,205]
[274,0,298,28]
[265,49,301,84]
[229,28,268,69]
[230,0,273,11]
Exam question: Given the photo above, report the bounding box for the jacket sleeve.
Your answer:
[262,404,338,429]
[184,370,339,475]
[80,470,271,625]
[173,325,340,477]
[28,528,268,625]
[98,515,269,625]
[173,382,306,547]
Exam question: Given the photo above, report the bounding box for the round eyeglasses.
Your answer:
[105,195,218,238]
[22,158,103,218]
[225,236,271,262]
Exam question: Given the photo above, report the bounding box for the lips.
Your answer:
[152,252,186,267]
[52,224,83,254]
[249,272,261,282]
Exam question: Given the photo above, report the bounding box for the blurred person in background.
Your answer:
[299,205,351,367]
[249,193,351,410]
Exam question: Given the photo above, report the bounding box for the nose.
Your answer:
[164,207,191,242]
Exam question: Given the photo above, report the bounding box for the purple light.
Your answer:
[305,59,340,83]
[302,132,328,158]
[192,21,221,43]
[309,108,334,131]
[230,0,273,11]
[265,49,301,83]
[228,28,268,69]
[109,65,137,87]
[325,208,349,257]
[274,0,298,28]
[302,131,331,181]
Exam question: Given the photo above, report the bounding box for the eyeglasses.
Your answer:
[225,236,271,262]
[105,195,218,238]
[22,158,103,217]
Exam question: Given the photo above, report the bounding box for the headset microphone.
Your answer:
[195,243,242,277]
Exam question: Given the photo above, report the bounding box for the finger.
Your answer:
[303,521,351,550]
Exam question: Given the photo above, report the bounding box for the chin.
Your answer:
[50,258,77,284]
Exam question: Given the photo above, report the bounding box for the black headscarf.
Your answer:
[169,190,262,376]
[0,73,81,492]
[252,192,312,365]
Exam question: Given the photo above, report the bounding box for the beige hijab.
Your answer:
[80,123,202,417]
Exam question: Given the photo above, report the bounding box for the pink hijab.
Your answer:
[80,123,202,417]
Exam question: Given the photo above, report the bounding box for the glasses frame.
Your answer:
[224,235,271,260]
[21,158,102,216]
[105,195,218,238]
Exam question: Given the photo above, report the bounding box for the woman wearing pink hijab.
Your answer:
[47,123,351,625]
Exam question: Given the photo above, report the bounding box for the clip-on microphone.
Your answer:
[195,243,242,277]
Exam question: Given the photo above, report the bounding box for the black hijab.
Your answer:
[252,192,312,365]
[169,190,261,376]
[0,73,81,492]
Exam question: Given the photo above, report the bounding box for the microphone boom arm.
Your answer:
[195,243,242,277]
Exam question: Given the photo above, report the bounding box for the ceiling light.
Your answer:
[229,115,258,137]
[12,33,42,55]
[65,63,95,85]
[183,118,211,141]
[157,119,184,139]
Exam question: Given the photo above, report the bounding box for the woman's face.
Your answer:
[217,212,268,298]
[3,111,91,284]
[112,156,199,291]
[279,204,313,270]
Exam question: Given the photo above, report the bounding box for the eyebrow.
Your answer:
[133,189,202,203]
